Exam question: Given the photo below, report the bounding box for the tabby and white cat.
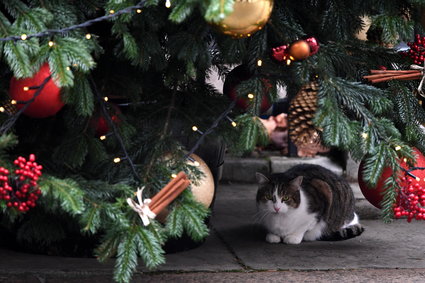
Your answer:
[256,164,364,244]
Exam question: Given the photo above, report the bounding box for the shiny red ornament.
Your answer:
[358,148,425,209]
[223,65,271,114]
[91,104,122,137]
[9,63,64,118]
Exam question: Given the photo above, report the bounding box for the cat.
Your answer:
[255,164,364,244]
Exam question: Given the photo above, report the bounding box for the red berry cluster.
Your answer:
[393,176,425,222]
[0,154,42,212]
[403,34,425,65]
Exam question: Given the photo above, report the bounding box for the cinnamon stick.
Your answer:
[368,73,422,83]
[370,70,419,74]
[151,179,190,215]
[364,71,421,80]
[149,178,187,211]
[149,171,187,205]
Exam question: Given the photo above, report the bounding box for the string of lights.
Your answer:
[402,166,425,181]
[0,0,239,185]
[0,0,149,42]
[184,101,236,160]
[89,77,142,183]
[0,75,51,135]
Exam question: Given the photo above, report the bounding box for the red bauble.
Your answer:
[9,63,64,118]
[91,104,121,137]
[223,65,272,114]
[358,148,425,209]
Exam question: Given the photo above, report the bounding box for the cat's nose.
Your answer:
[274,206,280,212]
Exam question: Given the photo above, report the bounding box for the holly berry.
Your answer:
[0,154,43,213]
[393,175,425,222]
[402,35,425,64]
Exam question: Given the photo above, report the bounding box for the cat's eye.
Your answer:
[281,195,290,201]
[264,193,272,200]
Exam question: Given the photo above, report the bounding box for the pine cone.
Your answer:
[288,81,328,156]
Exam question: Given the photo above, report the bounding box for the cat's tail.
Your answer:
[320,224,365,241]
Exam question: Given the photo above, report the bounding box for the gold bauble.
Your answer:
[155,154,215,224]
[288,40,311,60]
[186,154,215,208]
[215,0,274,38]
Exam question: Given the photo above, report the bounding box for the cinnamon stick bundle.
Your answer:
[149,171,190,215]
[364,70,422,84]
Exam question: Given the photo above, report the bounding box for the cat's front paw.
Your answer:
[283,234,303,244]
[266,233,281,243]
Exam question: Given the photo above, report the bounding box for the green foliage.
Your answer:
[203,0,234,23]
[38,175,85,215]
[3,0,425,282]
[0,133,18,158]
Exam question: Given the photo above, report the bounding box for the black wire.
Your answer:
[89,76,142,183]
[184,101,236,159]
[0,0,238,185]
[0,1,148,42]
[0,75,51,135]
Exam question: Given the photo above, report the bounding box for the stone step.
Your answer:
[221,155,359,183]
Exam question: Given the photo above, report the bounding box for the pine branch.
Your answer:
[81,203,101,234]
[0,0,151,42]
[135,225,165,269]
[114,227,139,283]
[38,175,85,215]
[164,204,184,238]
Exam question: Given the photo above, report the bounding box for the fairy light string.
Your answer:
[89,76,142,183]
[0,75,52,135]
[0,0,240,192]
[184,101,236,160]
[0,0,149,42]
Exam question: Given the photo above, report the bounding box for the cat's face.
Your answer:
[256,173,302,214]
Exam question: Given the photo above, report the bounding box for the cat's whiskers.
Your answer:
[253,210,271,224]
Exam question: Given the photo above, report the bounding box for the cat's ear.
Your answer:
[256,172,270,185]
[289,176,303,191]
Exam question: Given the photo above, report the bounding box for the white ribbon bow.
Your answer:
[410,63,425,98]
[126,187,156,226]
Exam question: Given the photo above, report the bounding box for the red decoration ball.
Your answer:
[9,63,64,118]
[91,104,122,137]
[358,148,425,209]
[223,65,272,114]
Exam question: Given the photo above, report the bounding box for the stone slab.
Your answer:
[270,156,344,176]
[145,232,240,272]
[221,157,269,183]
[135,269,425,283]
[0,231,240,278]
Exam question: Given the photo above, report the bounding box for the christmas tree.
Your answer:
[1,0,425,282]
